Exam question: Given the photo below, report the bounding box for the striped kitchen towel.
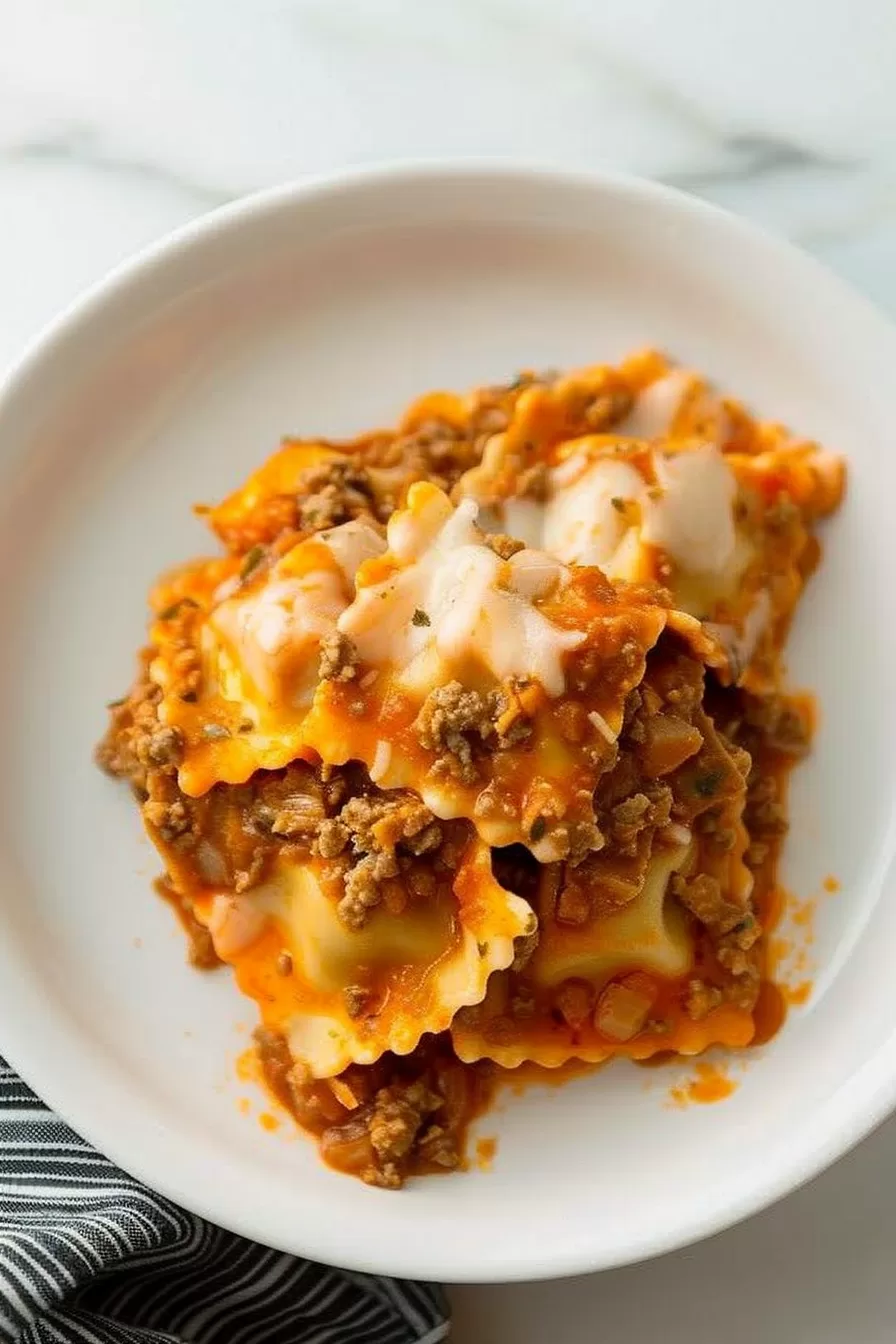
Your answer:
[0,1060,449,1344]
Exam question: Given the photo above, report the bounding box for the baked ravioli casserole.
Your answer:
[98,350,844,1187]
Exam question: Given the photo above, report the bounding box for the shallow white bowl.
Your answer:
[0,162,894,1283]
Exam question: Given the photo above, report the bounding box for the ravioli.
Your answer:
[150,518,385,795]
[452,648,758,1071]
[189,833,533,1078]
[458,355,844,689]
[452,836,754,1070]
[302,482,669,862]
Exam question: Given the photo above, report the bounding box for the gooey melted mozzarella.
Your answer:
[550,444,740,584]
[480,441,751,626]
[209,518,384,709]
[338,484,584,697]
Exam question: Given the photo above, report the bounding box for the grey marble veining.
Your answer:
[0,0,894,373]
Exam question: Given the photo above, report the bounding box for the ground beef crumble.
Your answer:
[318,630,359,682]
[297,458,380,531]
[414,679,533,784]
[538,639,781,1023]
[484,532,526,560]
[310,789,455,930]
[415,682,503,784]
[670,871,745,936]
[256,1028,481,1188]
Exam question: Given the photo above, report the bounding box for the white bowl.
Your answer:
[0,162,894,1284]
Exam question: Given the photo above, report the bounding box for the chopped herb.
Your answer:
[507,372,534,391]
[106,697,126,709]
[694,769,724,799]
[202,723,231,741]
[529,816,547,843]
[477,941,489,957]
[412,608,431,627]
[158,597,199,621]
[610,496,626,513]
[240,545,266,581]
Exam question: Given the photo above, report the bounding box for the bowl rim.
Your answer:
[2,157,896,1282]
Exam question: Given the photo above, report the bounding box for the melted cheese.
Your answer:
[495,442,750,606]
[618,369,696,439]
[454,354,848,689]
[542,456,645,571]
[192,837,534,1078]
[642,445,738,574]
[339,485,583,697]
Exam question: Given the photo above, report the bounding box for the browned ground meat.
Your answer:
[306,789,453,930]
[580,387,633,431]
[414,679,533,783]
[605,785,673,856]
[684,978,724,1020]
[343,985,371,1018]
[368,1081,442,1165]
[326,792,441,857]
[415,682,501,784]
[671,872,744,935]
[537,639,774,1019]
[95,665,164,794]
[484,532,526,559]
[391,420,483,496]
[297,459,380,531]
[742,692,811,756]
[339,851,400,930]
[318,630,359,682]
[249,765,331,839]
[255,1027,481,1188]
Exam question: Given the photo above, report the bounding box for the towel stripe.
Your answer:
[0,1060,448,1344]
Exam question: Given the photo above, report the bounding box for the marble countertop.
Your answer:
[3,2,895,1339]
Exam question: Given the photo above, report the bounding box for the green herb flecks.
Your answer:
[158,597,199,621]
[529,816,547,843]
[240,545,266,581]
[694,769,724,799]
[202,723,231,741]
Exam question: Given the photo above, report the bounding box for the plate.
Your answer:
[0,163,894,1282]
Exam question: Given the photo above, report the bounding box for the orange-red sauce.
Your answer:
[670,1060,738,1107]
[474,1136,498,1171]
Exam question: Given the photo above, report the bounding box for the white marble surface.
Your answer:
[2,1,896,1338]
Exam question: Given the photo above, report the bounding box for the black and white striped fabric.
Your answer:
[0,1060,449,1344]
